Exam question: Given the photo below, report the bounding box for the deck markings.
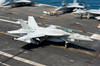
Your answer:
[0,18,19,24]
[0,62,10,66]
[0,18,28,24]
[0,19,15,23]
[0,18,100,57]
[90,34,100,40]
[0,32,19,37]
[12,9,73,20]
[0,31,100,58]
[51,45,100,57]
[0,16,17,20]
[0,51,46,66]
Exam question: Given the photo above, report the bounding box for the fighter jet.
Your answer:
[88,9,100,20]
[7,16,92,48]
[55,0,85,13]
[72,9,100,20]
[0,0,6,7]
[3,0,34,7]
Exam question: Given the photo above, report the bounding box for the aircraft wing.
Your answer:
[47,25,57,29]
[3,0,12,6]
[67,5,84,8]
[15,0,31,3]
[7,28,26,34]
[63,33,93,41]
[14,32,45,42]
[89,11,100,15]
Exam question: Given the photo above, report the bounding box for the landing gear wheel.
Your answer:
[65,43,68,48]
[13,37,17,40]
[65,44,67,48]
[65,41,68,48]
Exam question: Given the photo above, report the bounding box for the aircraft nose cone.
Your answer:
[85,36,93,41]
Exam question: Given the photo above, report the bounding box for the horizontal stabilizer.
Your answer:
[7,28,26,34]
[14,38,31,43]
[18,19,31,30]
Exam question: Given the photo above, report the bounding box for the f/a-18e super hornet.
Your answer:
[0,0,6,7]
[73,8,100,20]
[7,16,92,48]
[55,0,85,13]
[1,0,34,7]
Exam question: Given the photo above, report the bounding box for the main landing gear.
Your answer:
[65,41,69,48]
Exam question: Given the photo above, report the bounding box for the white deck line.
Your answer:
[0,62,10,66]
[0,51,46,66]
[0,18,28,24]
[0,18,19,24]
[90,34,100,40]
[0,16,18,20]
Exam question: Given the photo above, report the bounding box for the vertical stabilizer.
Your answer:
[73,0,77,4]
[62,0,66,6]
[18,19,31,33]
[0,0,6,6]
[28,16,39,29]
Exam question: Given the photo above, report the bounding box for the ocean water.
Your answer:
[6,0,100,9]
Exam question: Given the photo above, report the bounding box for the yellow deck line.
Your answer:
[11,9,72,20]
[51,45,100,57]
[0,32,20,37]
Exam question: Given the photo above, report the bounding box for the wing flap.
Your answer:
[47,25,57,29]
[15,32,45,42]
